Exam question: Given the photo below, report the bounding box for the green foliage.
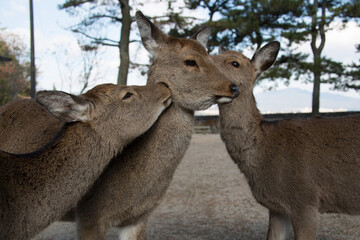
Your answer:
[335,44,360,91]
[0,31,30,106]
[186,0,304,51]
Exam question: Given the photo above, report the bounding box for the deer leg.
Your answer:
[76,223,106,240]
[291,207,319,240]
[76,211,107,240]
[266,210,291,240]
[118,218,148,240]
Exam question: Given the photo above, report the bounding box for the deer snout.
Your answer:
[230,84,240,98]
[215,83,240,104]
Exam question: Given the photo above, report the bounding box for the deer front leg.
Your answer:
[267,210,291,240]
[118,218,148,240]
[76,212,107,240]
[291,206,319,240]
[76,223,107,240]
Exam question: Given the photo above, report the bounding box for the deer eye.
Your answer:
[122,92,133,100]
[231,61,240,68]
[184,60,197,67]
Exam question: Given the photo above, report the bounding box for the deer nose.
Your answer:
[230,84,240,97]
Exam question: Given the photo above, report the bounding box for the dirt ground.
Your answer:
[33,134,360,240]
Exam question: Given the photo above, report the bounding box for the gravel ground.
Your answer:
[33,134,360,240]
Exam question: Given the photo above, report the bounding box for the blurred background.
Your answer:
[0,0,359,114]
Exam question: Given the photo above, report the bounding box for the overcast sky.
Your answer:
[0,0,359,113]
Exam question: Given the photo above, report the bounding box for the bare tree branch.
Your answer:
[72,29,119,47]
[89,14,122,22]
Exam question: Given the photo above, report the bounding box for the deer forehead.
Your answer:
[161,38,209,58]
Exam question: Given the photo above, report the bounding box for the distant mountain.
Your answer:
[255,88,360,113]
[195,88,360,115]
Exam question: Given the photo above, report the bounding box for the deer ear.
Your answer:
[191,26,211,48]
[36,91,91,123]
[135,11,167,56]
[251,41,280,77]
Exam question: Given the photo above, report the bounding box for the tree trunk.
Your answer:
[312,57,321,116]
[117,0,131,85]
[310,0,326,116]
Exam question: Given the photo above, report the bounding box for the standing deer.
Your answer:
[0,11,239,240]
[216,41,360,240]
[73,11,239,240]
[0,82,171,240]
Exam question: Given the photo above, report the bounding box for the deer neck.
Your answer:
[219,91,263,171]
[16,123,121,174]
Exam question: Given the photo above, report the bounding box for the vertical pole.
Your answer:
[30,0,36,98]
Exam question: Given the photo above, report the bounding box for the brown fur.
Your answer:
[0,99,63,153]
[74,12,239,240]
[0,11,239,240]
[0,83,171,240]
[216,42,360,240]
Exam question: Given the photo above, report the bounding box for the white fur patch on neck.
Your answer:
[118,224,141,240]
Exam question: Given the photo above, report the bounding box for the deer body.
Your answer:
[0,83,171,240]
[216,42,360,240]
[74,11,239,240]
[0,99,63,153]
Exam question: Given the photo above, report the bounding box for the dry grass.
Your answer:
[33,134,360,240]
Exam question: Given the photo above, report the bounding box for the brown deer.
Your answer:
[0,98,63,153]
[216,41,360,240]
[73,11,239,240]
[0,82,171,240]
[0,11,239,240]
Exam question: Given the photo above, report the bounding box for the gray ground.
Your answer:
[33,134,360,240]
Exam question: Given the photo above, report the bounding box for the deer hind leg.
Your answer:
[118,219,148,240]
[290,206,319,240]
[267,210,291,240]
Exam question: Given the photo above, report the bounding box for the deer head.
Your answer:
[135,11,240,111]
[36,83,172,142]
[215,42,280,96]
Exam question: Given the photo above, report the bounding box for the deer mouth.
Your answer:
[158,82,172,108]
[159,82,170,89]
[216,84,240,104]
[215,96,234,104]
[164,97,172,108]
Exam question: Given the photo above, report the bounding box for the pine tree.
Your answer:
[186,0,360,115]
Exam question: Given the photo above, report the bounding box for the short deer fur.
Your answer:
[0,83,171,240]
[73,11,239,240]
[216,42,360,240]
[0,11,239,240]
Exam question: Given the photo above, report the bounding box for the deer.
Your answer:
[0,82,172,240]
[0,11,239,240]
[215,41,360,240]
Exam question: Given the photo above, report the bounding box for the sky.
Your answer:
[0,0,359,113]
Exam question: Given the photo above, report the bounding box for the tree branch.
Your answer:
[310,0,318,55]
[318,0,326,53]
[72,29,119,46]
[89,14,122,22]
